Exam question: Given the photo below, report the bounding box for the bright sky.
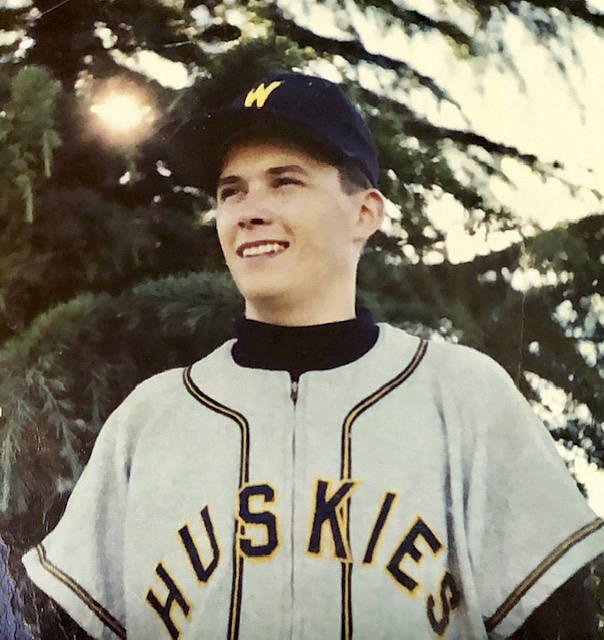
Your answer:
[400,9,603,261]
[557,445,604,516]
[1,0,30,6]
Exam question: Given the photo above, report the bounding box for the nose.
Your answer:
[236,189,274,229]
[238,213,272,229]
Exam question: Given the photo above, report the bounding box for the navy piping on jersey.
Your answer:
[183,366,249,640]
[35,543,127,639]
[339,338,429,640]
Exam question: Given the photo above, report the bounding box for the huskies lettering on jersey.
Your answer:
[238,483,280,558]
[386,516,443,593]
[178,506,220,582]
[145,481,460,638]
[363,491,398,564]
[146,563,191,639]
[427,571,461,636]
[307,478,357,560]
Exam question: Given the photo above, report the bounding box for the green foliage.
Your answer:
[0,65,61,224]
[0,186,223,343]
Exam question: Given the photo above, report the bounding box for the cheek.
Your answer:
[314,206,354,251]
[215,216,233,253]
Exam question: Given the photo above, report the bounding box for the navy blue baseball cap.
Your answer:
[198,72,380,191]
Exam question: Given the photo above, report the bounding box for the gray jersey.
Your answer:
[23,324,604,639]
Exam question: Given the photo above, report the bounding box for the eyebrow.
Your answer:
[267,164,308,176]
[217,164,309,189]
[216,175,241,188]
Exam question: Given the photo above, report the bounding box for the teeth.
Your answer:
[241,243,286,257]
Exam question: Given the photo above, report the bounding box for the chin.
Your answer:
[236,281,290,306]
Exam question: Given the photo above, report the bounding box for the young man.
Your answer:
[23,73,603,639]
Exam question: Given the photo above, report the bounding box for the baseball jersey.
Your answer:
[22,324,604,639]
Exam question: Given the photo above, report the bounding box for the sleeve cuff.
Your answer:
[22,543,126,640]
[485,518,604,638]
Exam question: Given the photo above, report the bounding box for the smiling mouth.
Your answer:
[237,241,290,258]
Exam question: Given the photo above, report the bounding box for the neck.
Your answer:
[244,284,357,327]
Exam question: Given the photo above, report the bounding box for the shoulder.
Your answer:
[128,339,236,402]
[379,323,513,390]
[426,336,513,389]
[378,324,527,443]
[102,339,237,440]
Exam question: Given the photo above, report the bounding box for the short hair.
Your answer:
[336,155,372,194]
[216,125,373,196]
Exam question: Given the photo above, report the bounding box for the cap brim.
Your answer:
[172,106,349,195]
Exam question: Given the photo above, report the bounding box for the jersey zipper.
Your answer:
[289,377,298,638]
[290,380,299,404]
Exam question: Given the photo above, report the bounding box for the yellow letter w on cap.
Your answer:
[244,81,283,108]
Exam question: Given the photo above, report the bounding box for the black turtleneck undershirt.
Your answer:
[231,308,379,381]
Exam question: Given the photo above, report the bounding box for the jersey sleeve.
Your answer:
[458,353,604,638]
[22,397,134,640]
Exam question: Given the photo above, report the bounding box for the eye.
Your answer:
[273,176,303,188]
[218,186,240,202]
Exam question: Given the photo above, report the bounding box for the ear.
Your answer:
[353,189,385,244]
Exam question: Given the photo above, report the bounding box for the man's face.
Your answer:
[215,142,366,323]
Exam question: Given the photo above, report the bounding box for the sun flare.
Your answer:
[89,84,155,144]
[91,93,151,131]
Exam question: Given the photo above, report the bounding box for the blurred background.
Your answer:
[0,0,603,636]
